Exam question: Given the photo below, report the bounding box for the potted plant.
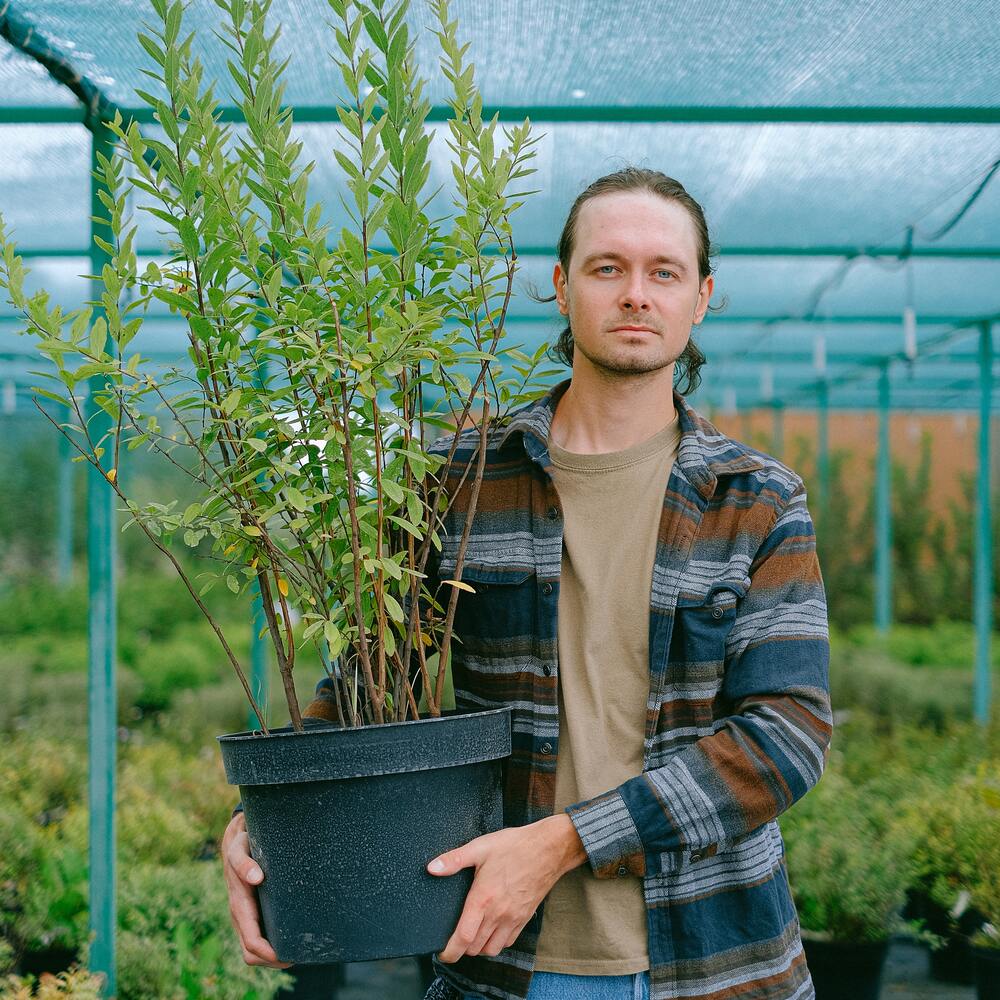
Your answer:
[944,762,1000,999]
[780,768,921,1000]
[0,0,550,964]
[907,789,988,984]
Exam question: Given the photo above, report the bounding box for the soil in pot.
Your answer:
[218,707,511,965]
[802,937,889,1000]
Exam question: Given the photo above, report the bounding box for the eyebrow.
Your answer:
[580,251,689,274]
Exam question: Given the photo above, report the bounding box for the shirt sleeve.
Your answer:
[565,477,833,879]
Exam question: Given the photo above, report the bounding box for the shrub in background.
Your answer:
[781,742,922,943]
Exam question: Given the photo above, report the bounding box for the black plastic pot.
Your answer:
[16,945,78,978]
[905,886,984,984]
[930,932,977,985]
[974,945,1000,999]
[801,937,890,1000]
[218,707,511,965]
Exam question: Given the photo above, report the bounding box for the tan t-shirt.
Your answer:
[533,415,681,975]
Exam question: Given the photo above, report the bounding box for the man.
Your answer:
[222,167,833,1000]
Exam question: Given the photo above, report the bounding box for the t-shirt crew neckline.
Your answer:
[547,415,681,473]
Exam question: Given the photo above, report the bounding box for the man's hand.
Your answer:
[427,814,587,963]
[222,811,294,969]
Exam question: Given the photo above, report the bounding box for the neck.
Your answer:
[549,363,678,454]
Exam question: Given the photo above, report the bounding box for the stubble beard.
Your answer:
[572,328,684,378]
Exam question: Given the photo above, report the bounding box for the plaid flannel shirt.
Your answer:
[304,377,832,1000]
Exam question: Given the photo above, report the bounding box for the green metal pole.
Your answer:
[772,401,784,460]
[817,380,830,527]
[86,121,117,998]
[974,321,993,725]
[57,408,73,585]
[248,589,268,730]
[875,362,893,634]
[248,322,269,731]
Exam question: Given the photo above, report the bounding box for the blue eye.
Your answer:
[598,265,616,273]
[656,270,674,279]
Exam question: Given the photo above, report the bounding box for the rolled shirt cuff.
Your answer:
[565,788,646,879]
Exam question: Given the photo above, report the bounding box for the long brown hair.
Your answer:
[531,167,722,395]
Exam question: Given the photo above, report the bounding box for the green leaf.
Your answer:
[179,217,199,258]
[88,316,109,357]
[221,388,241,415]
[137,32,166,67]
[382,479,404,504]
[285,486,309,511]
[379,557,403,580]
[264,264,282,304]
[383,593,404,623]
[324,620,344,657]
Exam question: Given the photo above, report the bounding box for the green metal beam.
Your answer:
[1,313,993,329]
[716,362,1000,380]
[874,361,892,635]
[57,411,73,586]
[85,121,117,998]
[13,243,1000,261]
[0,105,89,123]
[3,347,996,369]
[767,317,1000,405]
[0,5,113,130]
[714,246,1000,259]
[974,321,993,726]
[816,380,830,526]
[248,341,269,732]
[3,103,1000,125]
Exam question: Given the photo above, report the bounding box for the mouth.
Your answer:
[612,325,657,334]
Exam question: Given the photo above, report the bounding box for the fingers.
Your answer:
[505,923,526,949]
[440,915,517,962]
[428,835,486,876]
[222,822,293,970]
[437,906,485,964]
[427,846,463,876]
[481,925,511,957]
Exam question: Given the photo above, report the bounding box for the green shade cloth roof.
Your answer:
[1,0,999,411]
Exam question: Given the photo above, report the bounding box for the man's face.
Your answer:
[552,190,713,379]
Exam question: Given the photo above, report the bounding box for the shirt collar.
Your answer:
[497,377,765,496]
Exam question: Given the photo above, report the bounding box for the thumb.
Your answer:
[427,839,483,876]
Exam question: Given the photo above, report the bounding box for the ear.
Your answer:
[692,274,714,325]
[553,262,568,316]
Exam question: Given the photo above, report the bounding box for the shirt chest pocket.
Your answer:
[671,580,748,664]
[437,559,538,663]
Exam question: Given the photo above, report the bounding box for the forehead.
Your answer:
[570,190,699,267]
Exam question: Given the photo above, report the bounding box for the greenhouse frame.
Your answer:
[1,0,998,994]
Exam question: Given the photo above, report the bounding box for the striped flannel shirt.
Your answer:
[306,377,833,1000]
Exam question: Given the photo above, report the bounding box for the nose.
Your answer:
[619,273,652,313]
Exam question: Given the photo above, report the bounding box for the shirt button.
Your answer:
[542,664,552,676]
[542,582,553,596]
[690,851,704,863]
[540,742,553,755]
[711,606,724,620]
[547,506,559,520]
[617,865,628,877]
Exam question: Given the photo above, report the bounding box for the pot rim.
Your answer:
[216,704,511,743]
[216,705,512,785]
